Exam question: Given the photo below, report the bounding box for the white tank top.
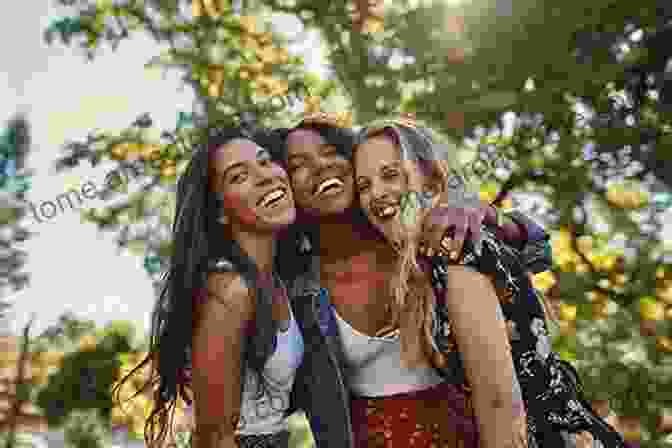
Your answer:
[237,304,304,435]
[334,309,443,397]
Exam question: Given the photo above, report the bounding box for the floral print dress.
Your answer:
[428,226,627,448]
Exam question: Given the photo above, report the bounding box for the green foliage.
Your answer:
[63,409,109,448]
[43,0,672,445]
[34,316,137,428]
[0,114,33,302]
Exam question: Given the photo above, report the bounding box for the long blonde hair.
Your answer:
[357,118,479,367]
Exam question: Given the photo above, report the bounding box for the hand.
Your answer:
[419,199,490,259]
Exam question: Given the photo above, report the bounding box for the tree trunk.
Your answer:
[4,315,35,448]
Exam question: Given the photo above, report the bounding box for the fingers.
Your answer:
[426,210,450,258]
[419,205,466,258]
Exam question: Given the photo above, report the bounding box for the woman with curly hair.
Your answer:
[114,125,304,448]
[350,117,626,448]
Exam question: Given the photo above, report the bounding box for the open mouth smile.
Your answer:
[258,187,288,208]
[313,177,345,197]
[371,202,399,220]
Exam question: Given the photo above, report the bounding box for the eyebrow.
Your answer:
[356,162,401,184]
[288,143,333,160]
[221,148,268,178]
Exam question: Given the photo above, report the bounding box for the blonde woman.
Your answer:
[351,117,626,448]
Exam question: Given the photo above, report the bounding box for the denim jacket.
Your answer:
[286,255,355,448]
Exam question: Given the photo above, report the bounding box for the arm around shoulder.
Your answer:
[191,272,253,448]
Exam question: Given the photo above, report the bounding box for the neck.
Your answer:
[232,229,277,275]
[309,209,387,262]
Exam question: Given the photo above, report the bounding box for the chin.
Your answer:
[268,208,297,230]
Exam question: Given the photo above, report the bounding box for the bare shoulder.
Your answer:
[443,264,491,287]
[202,271,254,317]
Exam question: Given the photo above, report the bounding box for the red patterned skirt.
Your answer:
[350,382,480,448]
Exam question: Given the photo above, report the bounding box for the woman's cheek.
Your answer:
[270,163,288,180]
[222,193,259,226]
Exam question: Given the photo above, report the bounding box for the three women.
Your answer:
[117,112,623,448]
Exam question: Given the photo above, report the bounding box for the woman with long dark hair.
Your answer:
[349,117,626,447]
[114,126,303,448]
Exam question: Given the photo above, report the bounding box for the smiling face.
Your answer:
[210,138,295,233]
[284,128,356,217]
[354,133,409,241]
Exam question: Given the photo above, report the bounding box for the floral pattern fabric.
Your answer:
[428,227,626,448]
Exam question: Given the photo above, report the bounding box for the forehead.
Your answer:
[286,129,326,156]
[355,134,400,168]
[211,138,261,171]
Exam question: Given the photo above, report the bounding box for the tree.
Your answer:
[0,114,33,310]
[34,316,136,429]
[43,0,672,446]
[3,316,35,448]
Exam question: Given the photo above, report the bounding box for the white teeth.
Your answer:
[374,205,397,218]
[262,189,285,207]
[316,178,344,195]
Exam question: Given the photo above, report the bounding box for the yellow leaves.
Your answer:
[606,182,651,209]
[531,271,556,293]
[207,66,225,98]
[592,300,610,320]
[478,182,499,203]
[352,0,385,34]
[362,17,385,34]
[192,0,228,19]
[656,283,672,305]
[304,95,322,114]
[256,76,289,98]
[656,336,672,354]
[111,143,129,160]
[239,15,259,35]
[591,254,617,271]
[551,228,583,272]
[78,334,98,351]
[639,296,665,321]
[257,45,285,65]
[110,142,160,162]
[558,302,577,322]
[161,159,177,178]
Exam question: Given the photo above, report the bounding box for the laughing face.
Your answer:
[354,133,409,241]
[210,138,296,233]
[285,128,356,217]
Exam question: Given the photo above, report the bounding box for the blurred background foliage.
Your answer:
[25,0,672,446]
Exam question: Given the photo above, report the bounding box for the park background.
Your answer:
[1,0,672,447]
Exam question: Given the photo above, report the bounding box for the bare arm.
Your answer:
[191,273,253,448]
[442,266,518,448]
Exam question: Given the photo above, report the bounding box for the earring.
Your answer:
[298,234,312,254]
[218,215,229,225]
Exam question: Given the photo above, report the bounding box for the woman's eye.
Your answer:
[230,172,247,184]
[383,170,399,179]
[357,183,370,193]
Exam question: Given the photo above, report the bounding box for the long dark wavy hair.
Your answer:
[113,125,286,447]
